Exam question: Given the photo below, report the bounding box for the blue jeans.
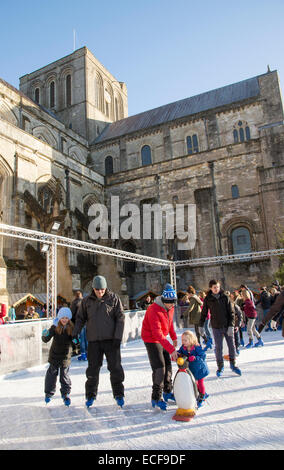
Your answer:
[212,327,236,366]
[80,326,88,354]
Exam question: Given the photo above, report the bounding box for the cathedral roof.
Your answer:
[93,74,263,145]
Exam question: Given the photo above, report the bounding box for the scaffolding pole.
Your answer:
[170,263,177,293]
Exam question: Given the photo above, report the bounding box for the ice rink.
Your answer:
[0,329,283,450]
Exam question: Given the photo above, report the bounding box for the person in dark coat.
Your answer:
[70,290,83,323]
[229,292,244,354]
[73,275,125,408]
[242,290,264,348]
[258,289,284,338]
[199,280,241,377]
[42,307,74,405]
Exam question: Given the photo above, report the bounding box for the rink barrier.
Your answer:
[0,309,146,375]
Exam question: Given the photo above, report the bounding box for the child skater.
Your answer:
[178,330,210,408]
[42,307,75,406]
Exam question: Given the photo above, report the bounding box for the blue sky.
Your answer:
[1,0,284,116]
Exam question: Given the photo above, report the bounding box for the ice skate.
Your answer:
[163,392,176,403]
[62,395,71,406]
[151,399,167,411]
[230,363,242,376]
[115,396,124,408]
[86,397,96,408]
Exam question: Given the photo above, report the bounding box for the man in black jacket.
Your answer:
[73,275,125,408]
[199,279,241,377]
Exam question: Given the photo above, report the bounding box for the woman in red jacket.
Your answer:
[242,290,264,348]
[141,284,178,411]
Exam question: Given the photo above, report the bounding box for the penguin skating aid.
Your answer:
[172,356,199,422]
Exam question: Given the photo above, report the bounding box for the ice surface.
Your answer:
[0,329,283,450]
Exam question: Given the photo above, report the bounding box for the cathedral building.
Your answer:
[1,46,284,308]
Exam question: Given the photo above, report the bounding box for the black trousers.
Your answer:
[85,340,125,400]
[144,342,173,401]
[45,364,71,398]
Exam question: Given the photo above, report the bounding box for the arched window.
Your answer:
[66,75,72,107]
[105,155,114,176]
[35,88,40,104]
[232,227,252,254]
[50,81,55,108]
[245,126,251,140]
[104,84,113,119]
[95,72,104,112]
[186,134,199,154]
[233,121,251,143]
[141,145,152,166]
[231,184,239,199]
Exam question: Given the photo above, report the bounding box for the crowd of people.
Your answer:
[39,275,284,412]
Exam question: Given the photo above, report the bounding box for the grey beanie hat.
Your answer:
[92,275,107,289]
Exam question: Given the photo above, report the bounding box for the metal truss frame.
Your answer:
[0,223,173,317]
[1,223,284,317]
[174,249,284,268]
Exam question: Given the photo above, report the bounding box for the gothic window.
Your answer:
[50,81,55,108]
[231,184,239,199]
[232,227,252,254]
[39,186,54,213]
[66,75,72,107]
[35,88,40,104]
[245,126,251,140]
[233,121,251,143]
[141,145,152,166]
[104,85,113,118]
[233,129,238,143]
[105,155,114,176]
[186,134,199,154]
[95,72,104,112]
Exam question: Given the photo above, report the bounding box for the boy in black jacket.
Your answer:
[199,280,241,377]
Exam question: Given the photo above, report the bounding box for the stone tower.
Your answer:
[19,47,128,144]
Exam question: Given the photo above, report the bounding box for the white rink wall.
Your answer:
[0,310,146,375]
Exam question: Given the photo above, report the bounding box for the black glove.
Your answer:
[113,339,121,348]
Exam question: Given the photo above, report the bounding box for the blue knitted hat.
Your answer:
[53,307,72,326]
[161,283,177,301]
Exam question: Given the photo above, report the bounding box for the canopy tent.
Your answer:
[8,293,46,318]
[129,290,158,309]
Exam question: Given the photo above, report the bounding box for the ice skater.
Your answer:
[241,290,264,348]
[42,307,75,406]
[141,283,178,411]
[199,280,241,377]
[177,330,209,408]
